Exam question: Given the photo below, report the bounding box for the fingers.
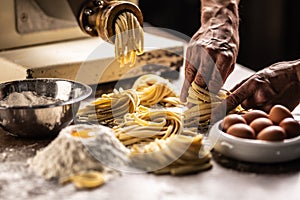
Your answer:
[241,82,277,110]
[180,39,236,102]
[194,48,215,88]
[224,78,256,112]
[184,60,198,84]
[216,51,234,81]
[207,67,223,94]
[211,80,254,123]
[180,79,191,102]
[180,42,201,102]
[230,76,250,92]
[208,51,234,94]
[263,82,300,112]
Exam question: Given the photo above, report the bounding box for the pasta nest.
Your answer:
[113,106,183,146]
[132,74,183,107]
[129,133,212,175]
[77,89,139,127]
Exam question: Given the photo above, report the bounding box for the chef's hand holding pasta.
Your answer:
[180,0,240,101]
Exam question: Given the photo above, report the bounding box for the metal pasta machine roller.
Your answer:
[0,0,184,85]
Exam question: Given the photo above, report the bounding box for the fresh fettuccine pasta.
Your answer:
[76,75,223,176]
[129,133,212,175]
[114,12,144,67]
[183,82,223,129]
[113,106,182,146]
[77,89,139,127]
[184,82,246,130]
[132,74,183,107]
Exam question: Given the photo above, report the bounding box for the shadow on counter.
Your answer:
[212,150,300,174]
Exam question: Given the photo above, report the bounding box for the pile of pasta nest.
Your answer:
[77,74,244,176]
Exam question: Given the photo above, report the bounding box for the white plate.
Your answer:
[208,121,300,163]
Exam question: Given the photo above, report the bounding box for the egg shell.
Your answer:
[221,114,247,131]
[242,110,269,124]
[250,117,273,135]
[269,105,293,124]
[257,126,286,141]
[279,118,300,139]
[226,123,255,139]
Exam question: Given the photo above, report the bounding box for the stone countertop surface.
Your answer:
[0,64,300,200]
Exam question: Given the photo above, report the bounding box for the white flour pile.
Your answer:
[29,124,130,180]
[0,91,60,107]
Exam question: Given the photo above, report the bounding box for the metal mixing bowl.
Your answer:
[0,78,92,138]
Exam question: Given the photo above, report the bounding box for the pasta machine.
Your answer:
[0,0,184,85]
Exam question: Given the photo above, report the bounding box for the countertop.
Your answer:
[0,64,300,200]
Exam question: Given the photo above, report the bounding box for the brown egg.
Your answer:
[250,118,273,135]
[242,110,269,124]
[257,126,286,141]
[269,105,293,124]
[221,114,247,131]
[279,118,300,139]
[226,123,255,139]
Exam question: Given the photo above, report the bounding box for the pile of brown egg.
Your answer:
[221,105,300,141]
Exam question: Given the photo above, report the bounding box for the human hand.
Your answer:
[220,60,300,115]
[180,0,240,102]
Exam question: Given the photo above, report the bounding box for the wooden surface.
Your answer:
[0,64,300,200]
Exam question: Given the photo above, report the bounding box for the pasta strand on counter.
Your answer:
[59,171,105,189]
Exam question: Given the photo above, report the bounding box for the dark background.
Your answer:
[139,0,300,71]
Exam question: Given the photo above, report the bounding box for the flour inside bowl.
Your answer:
[0,91,61,107]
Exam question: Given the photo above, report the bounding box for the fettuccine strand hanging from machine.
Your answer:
[114,12,144,67]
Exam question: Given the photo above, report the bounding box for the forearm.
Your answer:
[265,59,300,81]
[258,59,300,94]
[200,0,240,24]
[199,0,240,53]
